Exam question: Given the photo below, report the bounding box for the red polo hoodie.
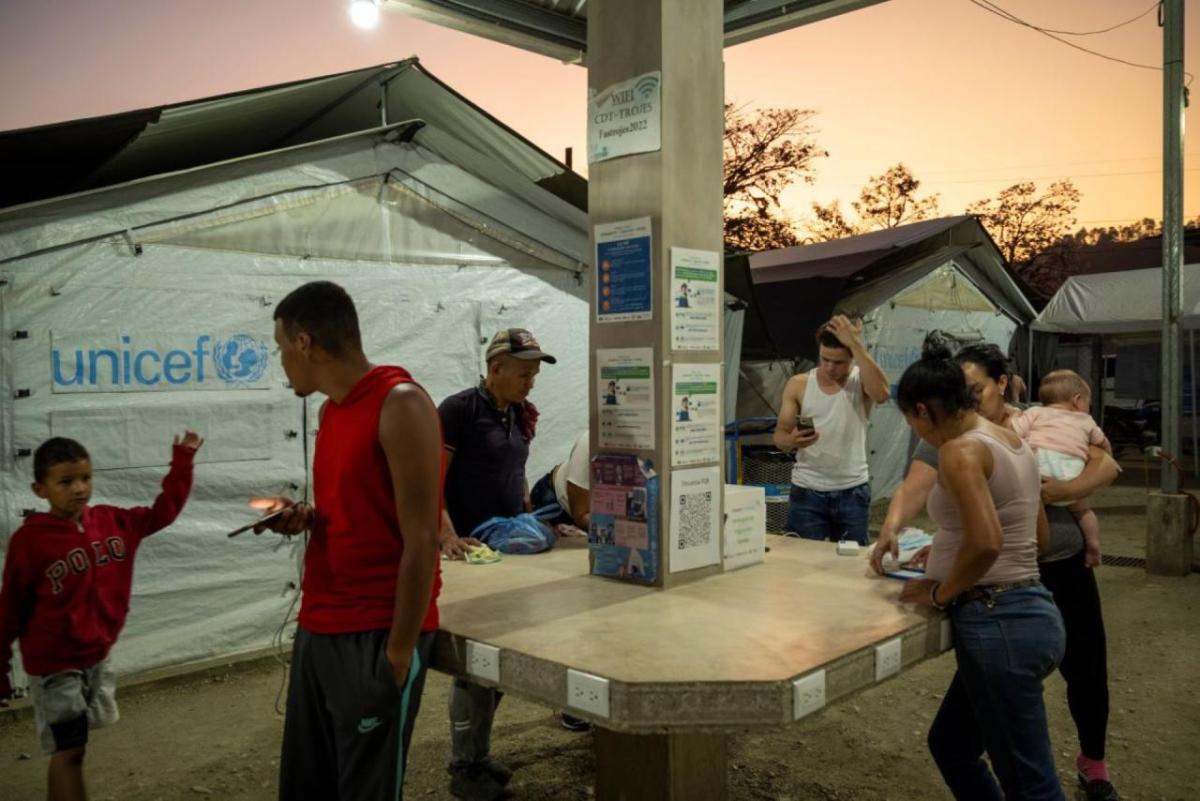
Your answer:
[0,446,194,677]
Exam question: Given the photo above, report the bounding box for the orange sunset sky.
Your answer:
[1,0,1196,230]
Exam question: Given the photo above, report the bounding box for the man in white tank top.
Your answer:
[772,316,891,544]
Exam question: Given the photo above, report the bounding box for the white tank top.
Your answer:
[790,367,870,491]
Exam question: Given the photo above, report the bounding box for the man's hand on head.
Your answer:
[826,315,864,352]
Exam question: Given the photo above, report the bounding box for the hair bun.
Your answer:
[921,331,954,362]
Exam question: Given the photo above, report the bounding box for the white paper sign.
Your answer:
[588,71,662,164]
[597,347,655,450]
[670,247,720,351]
[668,466,721,573]
[671,363,721,467]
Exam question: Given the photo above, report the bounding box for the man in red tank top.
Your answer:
[259,281,443,801]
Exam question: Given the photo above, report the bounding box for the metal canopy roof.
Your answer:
[386,0,887,62]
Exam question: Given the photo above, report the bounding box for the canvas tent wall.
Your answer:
[727,217,1036,500]
[1034,265,1200,566]
[0,70,591,686]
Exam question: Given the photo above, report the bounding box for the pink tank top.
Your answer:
[925,428,1041,585]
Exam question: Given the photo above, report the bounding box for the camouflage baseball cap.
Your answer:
[485,328,557,364]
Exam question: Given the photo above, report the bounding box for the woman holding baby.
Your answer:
[873,335,1120,801]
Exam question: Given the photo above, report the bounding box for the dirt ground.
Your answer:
[2,483,1197,801]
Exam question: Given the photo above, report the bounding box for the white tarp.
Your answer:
[1033,264,1200,334]
[0,126,588,685]
[854,262,1019,498]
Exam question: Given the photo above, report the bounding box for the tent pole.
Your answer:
[1191,329,1197,478]
[1026,327,1034,401]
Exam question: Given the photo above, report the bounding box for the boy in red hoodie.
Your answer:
[0,431,202,801]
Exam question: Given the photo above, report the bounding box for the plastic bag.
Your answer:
[470,504,560,554]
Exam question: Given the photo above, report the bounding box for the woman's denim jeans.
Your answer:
[928,585,1067,801]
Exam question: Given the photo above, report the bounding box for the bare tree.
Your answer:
[806,200,858,242]
[802,163,940,242]
[851,163,940,230]
[723,104,827,252]
[967,180,1081,265]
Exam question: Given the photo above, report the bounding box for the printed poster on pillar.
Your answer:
[595,218,653,323]
[588,70,661,164]
[49,330,273,393]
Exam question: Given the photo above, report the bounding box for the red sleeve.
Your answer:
[0,535,30,685]
[123,445,197,540]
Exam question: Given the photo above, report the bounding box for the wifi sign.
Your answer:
[634,75,659,100]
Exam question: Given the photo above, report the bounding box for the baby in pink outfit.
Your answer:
[1010,369,1111,566]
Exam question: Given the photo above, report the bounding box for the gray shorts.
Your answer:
[28,659,119,754]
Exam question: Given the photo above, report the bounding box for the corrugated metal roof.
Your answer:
[385,0,888,60]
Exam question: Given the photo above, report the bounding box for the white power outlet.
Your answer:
[566,669,610,718]
[465,641,500,684]
[875,637,902,681]
[939,618,953,652]
[791,669,826,720]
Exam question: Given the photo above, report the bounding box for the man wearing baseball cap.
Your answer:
[437,328,554,801]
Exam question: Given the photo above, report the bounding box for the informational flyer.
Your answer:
[669,247,720,351]
[597,347,655,450]
[670,363,721,467]
[588,70,662,164]
[668,465,721,573]
[589,454,659,584]
[595,218,653,323]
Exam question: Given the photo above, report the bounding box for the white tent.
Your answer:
[0,66,592,685]
[731,216,1037,502]
[1033,264,1200,334]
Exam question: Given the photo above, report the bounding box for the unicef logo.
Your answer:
[213,334,269,386]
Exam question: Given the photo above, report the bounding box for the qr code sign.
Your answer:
[677,490,712,550]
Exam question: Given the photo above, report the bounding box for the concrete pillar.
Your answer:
[1146,492,1193,576]
[587,0,726,588]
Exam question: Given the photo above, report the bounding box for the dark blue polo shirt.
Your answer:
[439,383,530,537]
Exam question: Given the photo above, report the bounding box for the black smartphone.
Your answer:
[795,415,815,434]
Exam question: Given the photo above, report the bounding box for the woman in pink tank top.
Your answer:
[893,337,1067,801]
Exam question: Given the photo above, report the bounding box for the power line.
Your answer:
[967,0,1195,87]
[814,166,1200,188]
[911,152,1200,177]
[975,0,1160,37]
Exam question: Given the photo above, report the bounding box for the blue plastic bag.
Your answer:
[470,504,560,554]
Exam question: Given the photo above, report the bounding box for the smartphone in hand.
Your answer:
[227,507,288,538]
[795,415,816,435]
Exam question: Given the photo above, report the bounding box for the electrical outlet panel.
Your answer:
[792,669,826,720]
[465,641,501,684]
[566,669,610,718]
[939,618,953,652]
[875,637,902,681]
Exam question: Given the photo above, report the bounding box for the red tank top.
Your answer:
[300,365,442,634]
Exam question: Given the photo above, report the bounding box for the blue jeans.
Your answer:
[928,585,1067,801]
[785,483,871,545]
[528,471,573,527]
